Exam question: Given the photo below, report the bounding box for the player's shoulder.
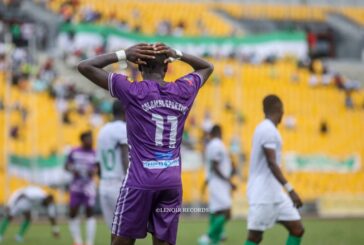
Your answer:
[101,120,126,131]
[24,186,45,196]
[256,119,276,134]
[175,72,202,87]
[69,147,81,154]
[207,138,223,149]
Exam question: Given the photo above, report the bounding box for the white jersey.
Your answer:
[96,120,128,183]
[8,186,47,208]
[247,119,286,204]
[205,138,232,212]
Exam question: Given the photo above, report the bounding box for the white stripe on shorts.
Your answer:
[112,187,129,235]
[112,187,125,234]
[117,187,129,234]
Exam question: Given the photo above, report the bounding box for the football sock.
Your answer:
[86,217,96,245]
[245,240,258,245]
[17,219,30,238]
[286,234,302,245]
[208,214,226,244]
[0,218,10,236]
[69,218,82,245]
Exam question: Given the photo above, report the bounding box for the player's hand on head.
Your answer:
[289,190,303,208]
[125,43,156,65]
[153,43,178,63]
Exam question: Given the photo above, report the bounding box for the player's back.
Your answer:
[97,121,127,182]
[8,186,46,206]
[109,72,202,189]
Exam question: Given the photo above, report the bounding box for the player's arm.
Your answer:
[77,43,157,89]
[120,144,129,173]
[64,153,74,172]
[155,43,214,85]
[64,152,81,178]
[179,53,214,85]
[211,160,236,190]
[95,162,101,178]
[263,147,303,208]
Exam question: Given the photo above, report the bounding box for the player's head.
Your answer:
[80,130,93,149]
[210,124,222,139]
[42,194,54,207]
[138,53,168,79]
[263,94,284,124]
[112,100,125,120]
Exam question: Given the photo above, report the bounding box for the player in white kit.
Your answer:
[0,186,59,243]
[199,125,235,245]
[244,95,304,245]
[96,100,128,229]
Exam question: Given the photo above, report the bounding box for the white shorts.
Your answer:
[8,198,32,216]
[208,184,231,213]
[99,180,122,230]
[247,196,301,231]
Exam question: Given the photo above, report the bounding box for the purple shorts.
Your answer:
[70,191,96,208]
[112,187,182,245]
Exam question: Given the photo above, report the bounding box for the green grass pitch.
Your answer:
[2,217,364,245]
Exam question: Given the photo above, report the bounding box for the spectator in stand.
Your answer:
[197,19,209,36]
[334,73,345,90]
[322,67,333,86]
[344,78,361,91]
[284,115,297,130]
[0,52,5,71]
[80,5,101,23]
[345,90,354,110]
[173,21,185,37]
[320,120,329,136]
[156,20,172,36]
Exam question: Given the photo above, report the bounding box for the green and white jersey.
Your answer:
[96,120,127,182]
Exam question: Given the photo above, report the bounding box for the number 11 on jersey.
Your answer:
[152,113,178,148]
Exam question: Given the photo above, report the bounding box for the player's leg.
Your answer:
[200,184,232,245]
[152,236,171,245]
[15,211,31,242]
[279,220,304,245]
[0,209,13,241]
[149,188,182,245]
[245,230,263,245]
[69,192,82,245]
[111,235,135,245]
[245,203,277,245]
[111,187,151,245]
[85,196,97,245]
[101,187,118,230]
[277,196,304,245]
[206,210,230,244]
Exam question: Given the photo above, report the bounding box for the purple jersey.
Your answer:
[109,72,202,189]
[67,147,97,193]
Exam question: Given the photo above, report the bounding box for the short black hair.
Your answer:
[263,94,283,115]
[112,100,125,117]
[138,53,168,73]
[210,124,222,136]
[80,130,92,141]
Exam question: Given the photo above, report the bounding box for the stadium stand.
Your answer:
[2,56,364,204]
[46,1,364,30]
[47,0,234,36]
